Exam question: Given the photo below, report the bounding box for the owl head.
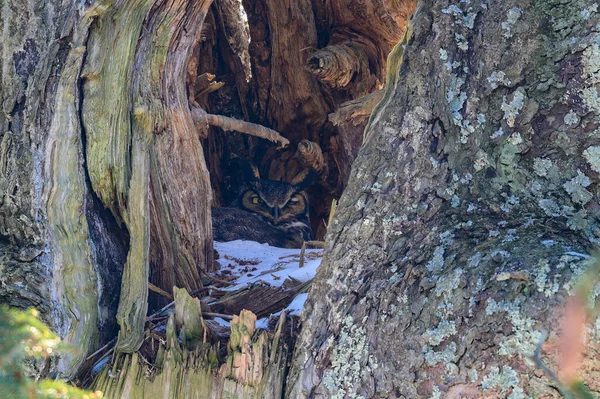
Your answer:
[236,161,316,226]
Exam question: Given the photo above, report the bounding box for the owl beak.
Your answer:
[272,206,280,221]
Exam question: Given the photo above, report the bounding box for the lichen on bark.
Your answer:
[288,0,600,397]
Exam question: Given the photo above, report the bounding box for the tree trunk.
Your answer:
[0,0,411,390]
[287,0,600,397]
[1,0,215,378]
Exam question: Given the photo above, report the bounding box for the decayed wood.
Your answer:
[210,278,312,319]
[193,72,225,97]
[329,89,385,127]
[92,289,295,399]
[44,13,101,376]
[328,90,385,187]
[307,43,370,89]
[191,108,290,147]
[295,140,328,179]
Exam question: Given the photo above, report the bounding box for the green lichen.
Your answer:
[533,259,561,297]
[580,3,598,20]
[563,110,580,126]
[532,158,553,177]
[423,320,457,346]
[581,43,600,113]
[430,385,443,399]
[423,342,457,366]
[488,71,511,89]
[485,298,542,360]
[435,269,463,299]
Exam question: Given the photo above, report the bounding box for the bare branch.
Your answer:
[191,108,290,147]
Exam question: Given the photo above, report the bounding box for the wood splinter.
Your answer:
[191,108,290,147]
[306,43,369,88]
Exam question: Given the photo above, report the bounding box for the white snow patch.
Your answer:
[214,240,322,290]
[212,241,322,329]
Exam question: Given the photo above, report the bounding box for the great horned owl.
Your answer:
[212,161,316,248]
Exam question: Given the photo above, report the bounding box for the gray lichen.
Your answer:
[481,365,526,399]
[501,87,527,127]
[582,146,600,173]
[563,170,593,205]
[501,7,523,38]
[322,316,371,399]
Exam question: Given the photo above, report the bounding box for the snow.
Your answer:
[212,240,323,329]
[213,240,322,291]
[255,293,310,330]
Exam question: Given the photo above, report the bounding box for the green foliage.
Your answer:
[0,306,102,399]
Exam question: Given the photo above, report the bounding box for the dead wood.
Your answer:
[193,72,224,97]
[191,107,290,147]
[296,140,328,179]
[306,43,370,89]
[148,283,174,300]
[209,278,312,319]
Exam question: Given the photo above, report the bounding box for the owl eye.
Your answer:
[251,197,262,204]
[289,196,301,205]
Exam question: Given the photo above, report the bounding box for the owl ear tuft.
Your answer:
[292,168,317,190]
[229,158,261,182]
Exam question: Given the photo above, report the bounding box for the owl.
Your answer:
[212,160,315,248]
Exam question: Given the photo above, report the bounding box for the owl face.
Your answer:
[240,180,309,225]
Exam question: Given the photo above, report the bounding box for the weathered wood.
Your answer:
[210,278,311,319]
[92,296,295,399]
[191,109,290,147]
[44,7,104,376]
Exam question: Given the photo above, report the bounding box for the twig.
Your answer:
[191,108,290,147]
[203,312,234,320]
[300,240,326,268]
[148,283,174,300]
[85,338,117,361]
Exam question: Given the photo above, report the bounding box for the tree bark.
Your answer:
[288,0,600,397]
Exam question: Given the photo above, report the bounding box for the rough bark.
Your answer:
[1,0,215,377]
[288,0,600,398]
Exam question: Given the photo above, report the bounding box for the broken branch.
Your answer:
[191,108,290,147]
[306,43,369,88]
